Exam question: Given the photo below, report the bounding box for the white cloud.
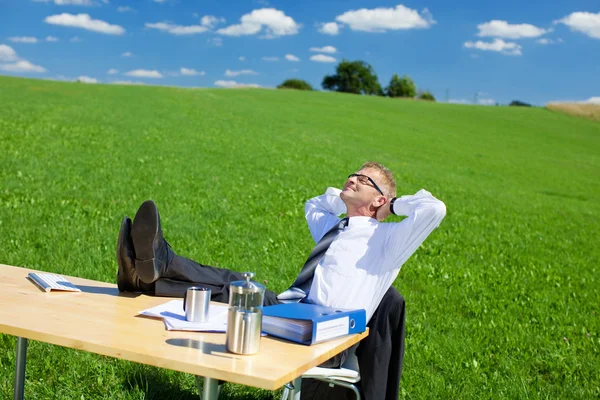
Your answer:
[107,68,118,74]
[208,37,223,46]
[216,8,300,38]
[555,12,600,39]
[59,0,93,4]
[0,44,19,61]
[0,60,46,73]
[239,56,246,61]
[335,5,435,32]
[77,75,97,83]
[34,0,94,5]
[310,54,337,63]
[125,69,163,78]
[180,67,205,76]
[261,56,278,61]
[309,45,337,53]
[8,37,38,44]
[225,69,259,77]
[478,98,496,105]
[45,13,125,35]
[476,20,549,39]
[111,80,146,85]
[0,44,46,73]
[145,22,208,35]
[70,36,82,42]
[122,51,133,57]
[56,0,93,5]
[448,97,495,106]
[9,35,58,43]
[536,38,563,45]
[448,99,470,104]
[586,97,600,104]
[117,6,135,13]
[285,54,300,61]
[201,15,226,28]
[318,22,340,35]
[548,97,600,105]
[464,39,522,56]
[214,80,261,88]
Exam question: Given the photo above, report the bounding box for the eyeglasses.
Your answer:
[348,173,385,196]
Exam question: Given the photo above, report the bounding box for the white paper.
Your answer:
[139,300,229,332]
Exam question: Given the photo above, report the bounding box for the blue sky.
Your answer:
[1,0,599,105]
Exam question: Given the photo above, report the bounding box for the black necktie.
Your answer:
[277,217,349,303]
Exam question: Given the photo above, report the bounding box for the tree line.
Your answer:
[278,59,435,101]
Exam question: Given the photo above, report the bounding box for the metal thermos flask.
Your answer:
[226,272,265,355]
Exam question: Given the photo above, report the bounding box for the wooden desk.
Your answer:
[0,264,368,399]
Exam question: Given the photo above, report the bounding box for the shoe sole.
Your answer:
[132,200,160,284]
[116,216,131,291]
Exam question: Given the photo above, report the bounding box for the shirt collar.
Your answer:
[347,215,378,227]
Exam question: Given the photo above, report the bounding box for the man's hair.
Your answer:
[361,161,397,198]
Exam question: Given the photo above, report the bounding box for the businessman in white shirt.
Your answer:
[116,161,446,399]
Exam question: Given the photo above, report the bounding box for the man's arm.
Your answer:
[379,189,446,270]
[305,187,347,243]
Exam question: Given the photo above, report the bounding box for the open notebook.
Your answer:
[28,272,81,292]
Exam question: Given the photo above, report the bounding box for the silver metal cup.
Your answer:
[183,286,211,322]
[226,308,262,355]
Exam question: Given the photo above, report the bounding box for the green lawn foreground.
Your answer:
[0,75,598,399]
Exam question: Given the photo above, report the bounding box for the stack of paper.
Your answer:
[262,316,313,343]
[139,300,229,332]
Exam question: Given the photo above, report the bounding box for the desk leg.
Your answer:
[14,337,28,400]
[289,377,302,400]
[196,376,220,400]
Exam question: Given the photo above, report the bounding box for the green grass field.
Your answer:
[0,75,599,399]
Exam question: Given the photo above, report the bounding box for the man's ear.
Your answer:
[374,195,387,208]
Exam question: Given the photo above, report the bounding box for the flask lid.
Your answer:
[230,272,265,294]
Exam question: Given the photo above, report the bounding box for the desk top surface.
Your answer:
[0,264,368,390]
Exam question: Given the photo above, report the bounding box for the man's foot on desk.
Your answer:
[131,200,171,284]
[117,216,153,292]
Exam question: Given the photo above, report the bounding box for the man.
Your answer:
[117,161,446,399]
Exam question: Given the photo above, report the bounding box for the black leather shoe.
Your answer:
[117,216,153,292]
[131,200,171,284]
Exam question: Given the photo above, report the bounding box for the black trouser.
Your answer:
[153,253,282,305]
[151,253,348,370]
[301,287,406,400]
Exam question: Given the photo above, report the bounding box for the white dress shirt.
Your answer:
[305,187,446,321]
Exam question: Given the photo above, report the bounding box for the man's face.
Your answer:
[340,168,385,209]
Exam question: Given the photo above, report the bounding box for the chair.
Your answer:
[280,286,405,400]
[280,343,361,400]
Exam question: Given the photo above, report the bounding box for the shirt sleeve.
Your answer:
[305,187,347,243]
[384,189,446,270]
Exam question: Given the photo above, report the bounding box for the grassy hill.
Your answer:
[0,75,599,399]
